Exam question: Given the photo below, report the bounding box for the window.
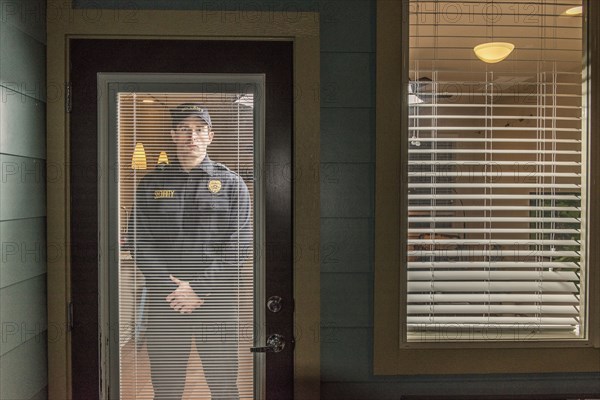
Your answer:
[374,0,600,374]
[407,0,585,342]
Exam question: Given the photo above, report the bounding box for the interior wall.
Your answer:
[71,0,600,399]
[0,0,47,399]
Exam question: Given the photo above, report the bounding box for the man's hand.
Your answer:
[166,275,204,314]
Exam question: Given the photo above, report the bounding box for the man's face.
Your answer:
[170,115,214,159]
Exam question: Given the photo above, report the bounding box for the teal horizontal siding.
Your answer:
[0,86,46,159]
[0,0,46,44]
[321,0,375,53]
[0,4,47,399]
[0,23,46,102]
[321,163,374,218]
[0,332,48,400]
[320,52,375,108]
[0,154,46,220]
[0,274,47,356]
[321,108,374,163]
[321,218,373,273]
[0,218,46,288]
[322,273,371,327]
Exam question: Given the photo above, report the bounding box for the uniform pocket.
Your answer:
[196,191,229,212]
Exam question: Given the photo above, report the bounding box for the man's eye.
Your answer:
[177,127,206,134]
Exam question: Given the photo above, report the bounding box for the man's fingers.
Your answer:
[181,305,195,314]
[167,290,203,313]
[170,274,182,285]
[166,285,185,302]
[172,299,200,314]
[166,290,179,302]
[169,297,190,311]
[170,300,183,311]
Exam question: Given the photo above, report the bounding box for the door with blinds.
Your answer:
[69,40,293,400]
[101,76,266,399]
[99,74,282,400]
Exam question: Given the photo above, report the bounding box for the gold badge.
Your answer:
[208,180,222,193]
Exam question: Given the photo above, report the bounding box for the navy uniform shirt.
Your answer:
[131,156,252,299]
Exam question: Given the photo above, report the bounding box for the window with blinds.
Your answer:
[118,92,254,398]
[407,0,586,342]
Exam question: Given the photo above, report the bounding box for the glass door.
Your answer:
[99,75,265,400]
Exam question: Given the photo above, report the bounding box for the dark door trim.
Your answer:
[70,39,293,399]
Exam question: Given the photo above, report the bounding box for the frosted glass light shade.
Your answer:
[131,142,147,170]
[473,42,515,63]
[563,6,582,16]
[157,151,169,165]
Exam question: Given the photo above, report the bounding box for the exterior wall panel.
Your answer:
[0,87,46,159]
[0,23,46,102]
[0,218,46,289]
[0,4,47,398]
[0,274,47,356]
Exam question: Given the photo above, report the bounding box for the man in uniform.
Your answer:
[131,103,252,399]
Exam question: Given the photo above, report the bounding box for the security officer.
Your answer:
[131,103,252,400]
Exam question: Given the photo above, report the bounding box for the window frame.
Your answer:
[374,0,600,375]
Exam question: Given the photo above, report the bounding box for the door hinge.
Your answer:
[67,301,74,331]
[66,82,72,113]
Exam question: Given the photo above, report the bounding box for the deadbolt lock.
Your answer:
[267,296,283,313]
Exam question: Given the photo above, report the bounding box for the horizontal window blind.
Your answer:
[118,92,254,398]
[407,0,586,342]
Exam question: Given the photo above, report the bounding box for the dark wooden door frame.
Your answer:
[69,39,293,399]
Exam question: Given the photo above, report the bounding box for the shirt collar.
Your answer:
[172,155,215,176]
[196,155,215,175]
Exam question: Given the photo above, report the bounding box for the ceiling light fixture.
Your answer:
[473,42,515,64]
[563,6,582,16]
[474,0,515,64]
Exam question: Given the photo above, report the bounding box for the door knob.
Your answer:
[250,333,286,353]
